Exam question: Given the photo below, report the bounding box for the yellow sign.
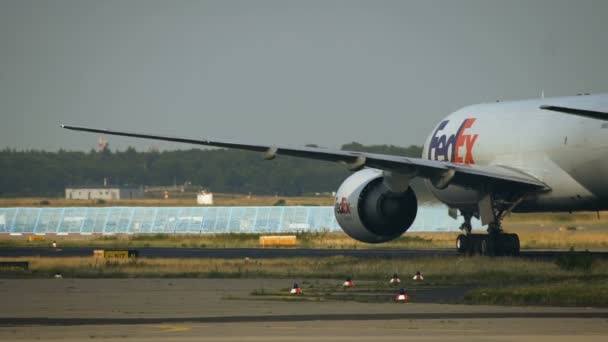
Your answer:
[27,235,45,242]
[95,250,139,258]
[259,235,297,247]
[104,250,130,258]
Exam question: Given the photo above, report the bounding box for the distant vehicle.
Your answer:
[63,93,608,255]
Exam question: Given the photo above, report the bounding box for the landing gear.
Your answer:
[456,233,484,255]
[481,233,520,256]
[458,212,473,235]
[456,233,520,256]
[453,192,525,256]
[455,209,520,256]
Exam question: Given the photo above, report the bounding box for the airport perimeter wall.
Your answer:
[0,206,481,235]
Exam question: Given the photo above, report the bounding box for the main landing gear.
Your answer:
[455,213,520,256]
[456,232,520,256]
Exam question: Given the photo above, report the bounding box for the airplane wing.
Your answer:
[61,125,549,192]
[540,105,608,121]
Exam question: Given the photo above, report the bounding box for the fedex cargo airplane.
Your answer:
[63,93,608,256]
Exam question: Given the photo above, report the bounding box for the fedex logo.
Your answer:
[428,118,478,164]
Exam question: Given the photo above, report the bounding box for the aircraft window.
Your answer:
[602,123,608,128]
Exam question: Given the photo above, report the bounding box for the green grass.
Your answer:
[245,280,418,303]
[5,229,608,251]
[2,255,607,282]
[0,232,449,249]
[465,280,608,307]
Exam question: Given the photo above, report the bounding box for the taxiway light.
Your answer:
[290,283,302,295]
[343,276,354,288]
[395,288,410,302]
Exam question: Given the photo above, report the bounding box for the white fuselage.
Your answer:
[422,94,608,212]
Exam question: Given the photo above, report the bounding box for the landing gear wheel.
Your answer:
[455,233,520,256]
[505,234,520,256]
[478,234,520,256]
[456,234,467,254]
[511,234,520,255]
[481,236,496,256]
[469,235,484,255]
[456,234,484,255]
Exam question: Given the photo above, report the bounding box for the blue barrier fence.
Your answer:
[0,206,480,234]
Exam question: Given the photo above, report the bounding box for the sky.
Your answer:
[1,0,607,151]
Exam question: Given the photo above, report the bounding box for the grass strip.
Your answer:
[3,230,608,250]
[1,255,608,284]
[465,281,608,307]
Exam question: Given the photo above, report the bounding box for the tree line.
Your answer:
[0,143,423,197]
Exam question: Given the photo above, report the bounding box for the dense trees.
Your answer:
[0,144,422,197]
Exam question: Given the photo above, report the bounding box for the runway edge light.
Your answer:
[395,288,409,302]
[343,277,354,288]
[290,283,302,295]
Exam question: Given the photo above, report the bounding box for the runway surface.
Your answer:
[1,246,607,259]
[4,319,608,342]
[2,311,608,325]
[1,279,607,341]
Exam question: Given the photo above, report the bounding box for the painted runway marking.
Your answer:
[153,324,192,333]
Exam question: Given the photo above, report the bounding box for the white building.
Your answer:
[65,187,144,200]
[196,191,214,205]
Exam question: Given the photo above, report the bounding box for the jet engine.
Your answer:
[334,168,417,243]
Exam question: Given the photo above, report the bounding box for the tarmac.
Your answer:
[1,278,608,341]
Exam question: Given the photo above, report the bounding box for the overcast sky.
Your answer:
[1,0,607,151]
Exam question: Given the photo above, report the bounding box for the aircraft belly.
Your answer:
[515,195,602,212]
[564,152,608,199]
[423,179,481,209]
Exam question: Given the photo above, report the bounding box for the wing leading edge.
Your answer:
[61,124,549,192]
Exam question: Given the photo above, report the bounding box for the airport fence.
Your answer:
[0,206,480,235]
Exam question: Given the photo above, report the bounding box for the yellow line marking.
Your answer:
[152,324,192,333]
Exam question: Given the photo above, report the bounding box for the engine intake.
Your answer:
[334,169,417,243]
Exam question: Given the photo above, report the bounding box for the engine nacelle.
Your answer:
[334,169,418,243]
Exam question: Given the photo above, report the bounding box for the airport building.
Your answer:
[65,186,144,201]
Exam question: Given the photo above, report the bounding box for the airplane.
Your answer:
[63,93,608,256]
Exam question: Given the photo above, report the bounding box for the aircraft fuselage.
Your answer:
[422,93,608,212]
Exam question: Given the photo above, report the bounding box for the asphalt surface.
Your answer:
[2,278,608,340]
[1,246,607,259]
[2,312,608,325]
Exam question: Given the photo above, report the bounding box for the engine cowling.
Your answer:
[334,168,418,243]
